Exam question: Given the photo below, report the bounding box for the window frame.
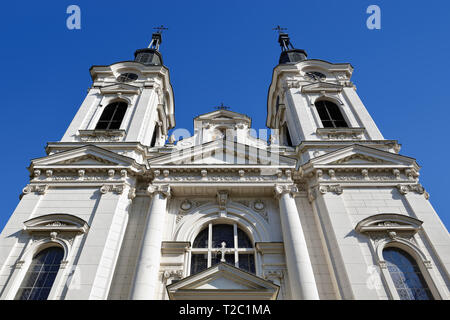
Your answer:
[15,246,65,300]
[382,246,434,300]
[190,222,255,276]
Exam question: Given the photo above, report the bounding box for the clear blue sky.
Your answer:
[0,1,449,230]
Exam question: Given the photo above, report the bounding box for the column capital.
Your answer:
[147,184,171,198]
[274,184,298,199]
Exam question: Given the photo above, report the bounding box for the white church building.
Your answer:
[0,31,448,300]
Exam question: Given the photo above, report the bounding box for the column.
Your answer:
[130,184,170,300]
[275,184,319,300]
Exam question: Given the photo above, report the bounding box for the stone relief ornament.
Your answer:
[100,184,125,194]
[22,184,48,196]
[396,184,427,198]
[180,200,193,211]
[253,200,265,211]
[147,184,171,198]
[78,130,125,142]
[318,184,343,195]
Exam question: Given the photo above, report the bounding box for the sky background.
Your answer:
[0,0,449,231]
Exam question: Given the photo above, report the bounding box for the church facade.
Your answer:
[0,31,449,300]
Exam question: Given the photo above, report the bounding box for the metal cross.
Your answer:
[215,103,230,110]
[272,25,288,34]
[153,25,168,34]
[217,242,231,262]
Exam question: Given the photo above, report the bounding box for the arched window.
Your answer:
[191,223,255,275]
[95,101,128,130]
[315,100,348,128]
[383,247,433,300]
[15,247,64,300]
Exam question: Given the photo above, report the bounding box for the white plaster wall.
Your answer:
[108,194,151,299]
[295,196,337,299]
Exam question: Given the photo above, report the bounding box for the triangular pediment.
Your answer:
[195,110,251,124]
[149,140,296,166]
[100,83,141,95]
[167,263,279,300]
[305,144,417,168]
[301,82,343,93]
[30,145,143,170]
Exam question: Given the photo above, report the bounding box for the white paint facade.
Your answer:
[0,38,448,300]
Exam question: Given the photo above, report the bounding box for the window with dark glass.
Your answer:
[150,125,159,147]
[315,100,348,128]
[191,223,255,275]
[383,247,433,300]
[95,102,127,130]
[117,72,138,83]
[15,247,64,300]
[281,124,293,146]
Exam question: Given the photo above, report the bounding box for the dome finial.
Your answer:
[134,25,168,66]
[148,25,168,50]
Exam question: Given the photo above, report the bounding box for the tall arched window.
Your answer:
[315,100,348,128]
[383,247,433,300]
[95,101,128,130]
[15,247,64,300]
[191,223,255,275]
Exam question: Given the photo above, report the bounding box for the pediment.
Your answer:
[149,140,296,166]
[355,213,423,233]
[30,145,142,170]
[100,83,141,95]
[301,82,343,93]
[167,263,279,300]
[306,144,417,168]
[23,213,89,234]
[53,154,118,166]
[195,110,251,123]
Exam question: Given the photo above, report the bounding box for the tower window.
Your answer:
[315,100,348,128]
[383,247,433,300]
[95,101,128,130]
[15,247,64,300]
[191,223,255,275]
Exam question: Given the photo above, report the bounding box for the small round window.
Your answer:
[117,73,138,83]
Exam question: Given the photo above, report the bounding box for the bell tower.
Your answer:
[267,30,386,153]
[59,28,175,157]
